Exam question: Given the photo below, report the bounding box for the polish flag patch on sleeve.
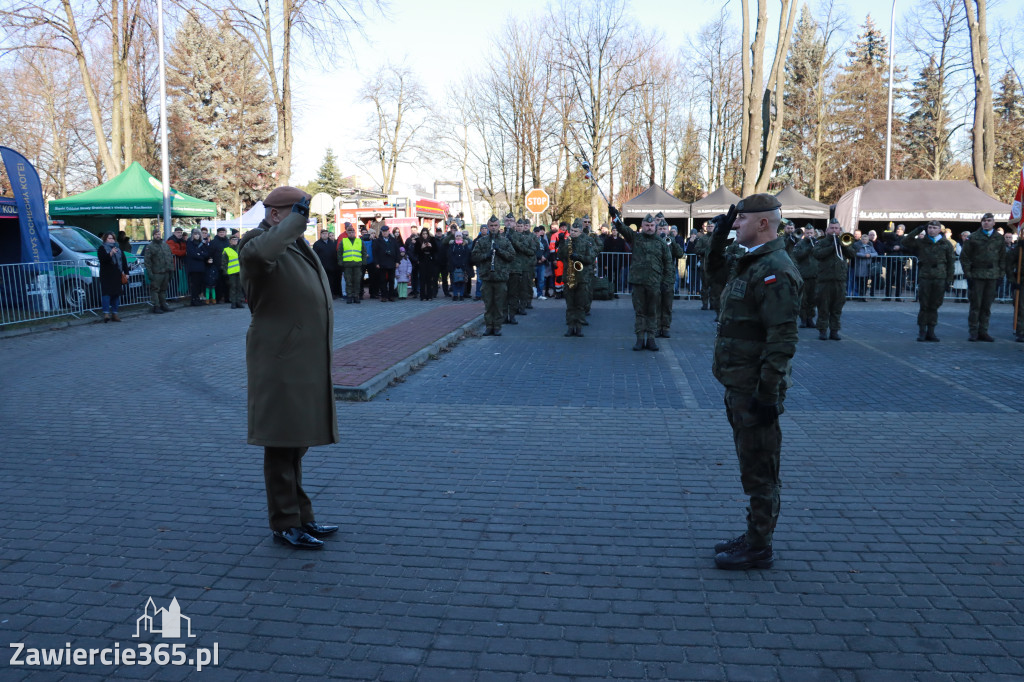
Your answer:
[764,274,777,285]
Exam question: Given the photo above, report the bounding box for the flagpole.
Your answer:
[885,0,896,181]
[156,0,172,238]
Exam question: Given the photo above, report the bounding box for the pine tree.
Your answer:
[904,56,953,180]
[777,6,824,193]
[993,69,1024,200]
[672,116,704,202]
[167,13,276,212]
[309,148,343,196]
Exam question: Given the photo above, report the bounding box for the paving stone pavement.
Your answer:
[1,295,1022,681]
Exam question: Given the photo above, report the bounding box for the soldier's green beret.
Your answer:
[736,193,782,213]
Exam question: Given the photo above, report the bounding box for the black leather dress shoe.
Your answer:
[272,528,324,549]
[714,541,773,570]
[303,522,338,536]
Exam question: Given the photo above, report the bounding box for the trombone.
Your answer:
[834,231,854,258]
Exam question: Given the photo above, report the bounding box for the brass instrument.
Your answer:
[840,232,855,246]
[566,235,582,289]
[778,225,787,237]
[663,235,673,246]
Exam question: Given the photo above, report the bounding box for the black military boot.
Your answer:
[565,326,574,337]
[714,534,747,554]
[633,334,645,351]
[1016,334,1024,343]
[575,326,584,337]
[645,335,660,351]
[818,330,828,341]
[482,327,493,336]
[829,330,842,341]
[505,315,518,325]
[916,326,927,342]
[925,326,940,342]
[492,328,502,336]
[978,332,995,342]
[714,539,774,570]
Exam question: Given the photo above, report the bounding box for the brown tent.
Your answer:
[622,183,689,219]
[689,185,741,233]
[774,185,829,221]
[834,180,1010,233]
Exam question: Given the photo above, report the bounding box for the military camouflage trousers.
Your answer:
[482,280,507,329]
[227,273,242,306]
[816,280,846,332]
[968,278,998,335]
[800,277,817,320]
[506,271,523,316]
[631,284,660,334]
[580,272,593,313]
[564,284,586,326]
[724,389,782,549]
[149,271,169,308]
[657,284,673,330]
[916,278,946,328]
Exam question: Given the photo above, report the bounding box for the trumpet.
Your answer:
[840,232,855,246]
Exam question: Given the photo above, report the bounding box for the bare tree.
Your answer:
[740,0,798,195]
[963,0,995,195]
[360,62,428,195]
[550,0,655,219]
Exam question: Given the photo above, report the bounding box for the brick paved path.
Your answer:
[1,297,1022,681]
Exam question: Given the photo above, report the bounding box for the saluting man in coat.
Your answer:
[238,186,340,550]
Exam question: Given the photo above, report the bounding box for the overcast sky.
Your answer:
[286,0,1017,193]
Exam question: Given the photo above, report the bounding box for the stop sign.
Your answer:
[525,188,550,214]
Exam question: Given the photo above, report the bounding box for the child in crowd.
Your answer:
[396,247,412,299]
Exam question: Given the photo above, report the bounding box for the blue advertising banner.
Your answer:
[1,146,52,267]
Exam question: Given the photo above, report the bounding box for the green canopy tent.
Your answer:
[48,162,216,235]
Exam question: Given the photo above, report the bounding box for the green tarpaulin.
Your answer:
[48,162,217,218]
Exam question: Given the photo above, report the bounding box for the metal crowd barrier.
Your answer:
[0,256,191,328]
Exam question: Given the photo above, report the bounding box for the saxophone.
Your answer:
[566,235,583,289]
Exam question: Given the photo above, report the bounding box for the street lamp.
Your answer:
[885,0,896,181]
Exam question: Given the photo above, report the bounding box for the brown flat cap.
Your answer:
[736,193,782,213]
[263,186,311,208]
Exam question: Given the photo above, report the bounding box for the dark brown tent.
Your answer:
[689,185,741,232]
[774,185,829,221]
[835,180,1010,233]
[622,183,689,219]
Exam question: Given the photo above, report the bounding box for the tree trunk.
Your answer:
[964,0,994,195]
[278,0,293,185]
[754,0,797,192]
[740,0,768,196]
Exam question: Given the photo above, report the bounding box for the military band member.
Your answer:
[558,221,595,337]
[688,222,713,309]
[471,216,516,336]
[609,209,671,351]
[813,218,856,340]
[791,226,819,328]
[960,212,1006,342]
[656,218,686,337]
[707,193,802,570]
[501,212,523,324]
[514,217,536,314]
[579,214,598,319]
[900,221,955,341]
[781,219,799,255]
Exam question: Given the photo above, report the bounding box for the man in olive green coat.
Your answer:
[900,221,955,341]
[791,226,819,328]
[238,186,340,550]
[471,216,516,336]
[656,218,686,337]
[610,210,671,351]
[960,213,1006,341]
[708,193,802,571]
[144,230,174,313]
[557,221,595,337]
[813,218,856,340]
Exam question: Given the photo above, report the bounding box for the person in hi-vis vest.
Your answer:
[337,222,364,304]
[221,234,243,308]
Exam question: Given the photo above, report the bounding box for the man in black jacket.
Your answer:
[373,224,401,301]
[209,226,231,303]
[312,229,340,298]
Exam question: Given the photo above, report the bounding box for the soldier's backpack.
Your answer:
[592,276,615,300]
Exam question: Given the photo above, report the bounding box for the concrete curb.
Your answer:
[333,313,484,401]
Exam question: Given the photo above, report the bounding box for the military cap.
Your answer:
[571,219,583,229]
[488,214,499,223]
[263,186,311,208]
[657,218,669,227]
[643,213,655,222]
[780,218,793,226]
[735,193,782,213]
[804,223,814,231]
[504,211,515,220]
[654,211,664,219]
[583,213,591,220]
[828,217,840,225]
[517,217,529,225]
[982,212,994,220]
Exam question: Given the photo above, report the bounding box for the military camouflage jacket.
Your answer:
[509,230,536,273]
[661,237,685,287]
[901,227,955,283]
[143,239,174,275]
[712,238,803,405]
[471,233,515,282]
[813,237,856,281]
[960,228,1006,280]
[613,221,670,286]
[1007,242,1023,282]
[556,233,596,273]
[790,237,818,279]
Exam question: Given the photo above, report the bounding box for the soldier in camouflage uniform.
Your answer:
[791,226,819,328]
[557,221,595,337]
[143,230,174,313]
[656,218,686,337]
[702,225,726,318]
[471,216,516,336]
[813,218,856,340]
[707,193,802,571]
[610,210,671,351]
[501,213,524,324]
[580,214,600,318]
[1007,227,1024,342]
[514,217,536,314]
[900,221,955,341]
[960,213,1006,342]
[688,223,712,309]
[781,219,799,255]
